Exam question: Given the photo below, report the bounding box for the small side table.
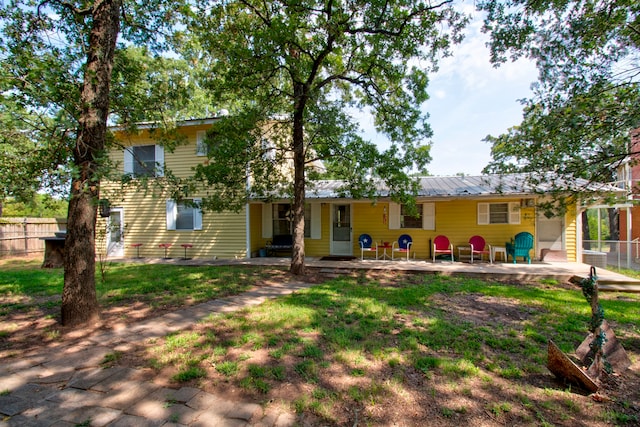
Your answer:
[378,243,392,260]
[181,243,193,260]
[159,243,172,259]
[492,246,507,263]
[130,243,143,258]
[457,246,472,263]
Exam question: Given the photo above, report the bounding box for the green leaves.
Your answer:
[185,0,465,208]
[0,1,196,203]
[479,1,640,201]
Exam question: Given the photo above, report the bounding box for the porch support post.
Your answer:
[627,206,632,267]
[246,203,251,259]
[597,208,602,251]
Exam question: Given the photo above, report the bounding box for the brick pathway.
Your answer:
[0,281,314,427]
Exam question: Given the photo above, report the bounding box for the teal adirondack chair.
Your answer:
[506,232,534,264]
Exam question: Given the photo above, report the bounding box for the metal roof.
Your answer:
[303,174,624,200]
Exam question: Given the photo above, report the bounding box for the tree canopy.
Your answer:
[478,0,640,198]
[0,0,197,326]
[184,0,467,273]
[1,194,68,218]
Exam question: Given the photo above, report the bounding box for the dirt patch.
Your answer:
[431,293,538,327]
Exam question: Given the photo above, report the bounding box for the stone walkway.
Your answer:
[0,281,315,427]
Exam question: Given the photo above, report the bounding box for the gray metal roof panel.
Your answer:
[301,173,623,200]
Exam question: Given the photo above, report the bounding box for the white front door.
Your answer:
[537,213,564,252]
[331,204,352,255]
[107,208,125,257]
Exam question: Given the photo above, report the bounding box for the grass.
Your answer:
[141,272,639,425]
[2,259,639,425]
[0,258,262,316]
[610,267,640,280]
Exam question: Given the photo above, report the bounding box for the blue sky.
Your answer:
[361,4,540,177]
[425,6,539,176]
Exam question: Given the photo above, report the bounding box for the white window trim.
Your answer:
[310,203,321,239]
[166,198,202,231]
[477,202,520,225]
[261,138,275,161]
[389,202,434,230]
[124,144,164,177]
[196,131,208,156]
[262,203,273,238]
[262,202,321,239]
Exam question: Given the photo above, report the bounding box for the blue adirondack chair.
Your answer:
[506,232,534,264]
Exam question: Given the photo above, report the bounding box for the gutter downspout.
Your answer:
[246,160,252,259]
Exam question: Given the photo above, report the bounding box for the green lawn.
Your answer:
[0,259,265,315]
[1,259,639,425]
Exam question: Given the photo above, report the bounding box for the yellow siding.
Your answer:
[166,126,210,178]
[352,202,401,254]
[248,203,330,257]
[111,125,210,178]
[249,204,264,255]
[304,203,331,256]
[565,203,577,262]
[351,199,536,260]
[103,124,248,259]
[99,188,247,259]
[108,125,576,261]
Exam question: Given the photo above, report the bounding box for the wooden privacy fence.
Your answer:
[0,218,67,257]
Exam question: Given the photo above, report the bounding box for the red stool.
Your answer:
[130,243,143,258]
[158,243,172,258]
[181,243,193,260]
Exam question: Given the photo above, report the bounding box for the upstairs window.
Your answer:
[261,138,275,161]
[124,144,164,177]
[196,131,208,156]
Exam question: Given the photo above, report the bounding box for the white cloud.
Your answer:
[432,89,447,100]
[353,4,539,177]
[423,9,538,176]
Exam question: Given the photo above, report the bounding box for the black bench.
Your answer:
[266,234,293,256]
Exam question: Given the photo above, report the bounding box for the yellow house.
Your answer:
[101,118,586,262]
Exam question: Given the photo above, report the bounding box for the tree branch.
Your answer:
[345,0,453,37]
[40,0,92,17]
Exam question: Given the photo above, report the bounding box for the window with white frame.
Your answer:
[401,204,423,228]
[166,199,203,230]
[388,202,435,230]
[272,203,310,237]
[196,131,208,156]
[261,138,275,161]
[262,203,321,239]
[477,202,520,224]
[124,144,164,177]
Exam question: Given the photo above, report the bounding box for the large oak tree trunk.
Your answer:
[62,0,121,327]
[290,82,306,275]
